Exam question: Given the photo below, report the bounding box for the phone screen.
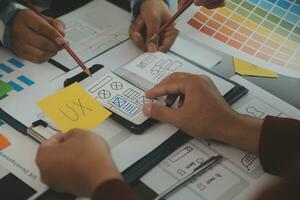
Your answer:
[86,72,162,125]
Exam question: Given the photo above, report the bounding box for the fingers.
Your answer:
[63,128,90,141]
[23,25,62,52]
[143,103,179,125]
[146,72,191,98]
[158,25,179,52]
[146,18,161,52]
[46,17,65,36]
[42,133,65,146]
[194,0,225,8]
[12,10,66,63]
[15,44,57,63]
[130,17,147,51]
[25,11,64,46]
[178,0,186,9]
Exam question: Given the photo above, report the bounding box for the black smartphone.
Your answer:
[64,64,162,134]
[110,112,157,134]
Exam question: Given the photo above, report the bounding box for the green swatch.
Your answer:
[0,80,12,97]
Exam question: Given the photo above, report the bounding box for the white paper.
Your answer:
[2,50,235,175]
[52,0,131,69]
[0,165,9,179]
[0,47,63,199]
[176,5,300,78]
[0,124,47,200]
[170,34,222,69]
[1,65,176,172]
[0,48,64,107]
[141,75,300,200]
[117,52,234,95]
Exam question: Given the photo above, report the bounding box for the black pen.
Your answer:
[154,155,223,200]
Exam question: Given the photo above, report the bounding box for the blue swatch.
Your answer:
[17,75,34,86]
[8,58,24,68]
[285,13,299,24]
[0,64,13,73]
[290,5,300,15]
[266,0,276,3]
[277,0,291,9]
[0,120,4,126]
[249,0,259,5]
[8,81,23,92]
[259,0,273,11]
[272,6,286,17]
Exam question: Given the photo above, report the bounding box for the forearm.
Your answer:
[211,113,263,154]
[0,0,19,49]
[259,116,300,176]
[92,179,139,200]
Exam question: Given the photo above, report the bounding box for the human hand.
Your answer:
[143,72,235,139]
[36,129,122,197]
[178,0,225,9]
[130,0,178,52]
[11,9,66,63]
[143,72,263,153]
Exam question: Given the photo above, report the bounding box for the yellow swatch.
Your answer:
[234,57,278,78]
[0,134,11,151]
[37,83,111,132]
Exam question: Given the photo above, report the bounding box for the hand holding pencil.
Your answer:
[10,9,65,63]
[24,0,91,76]
[151,0,225,43]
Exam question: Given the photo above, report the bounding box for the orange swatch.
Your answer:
[0,134,11,150]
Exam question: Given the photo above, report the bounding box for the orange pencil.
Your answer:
[26,0,91,76]
[151,0,194,41]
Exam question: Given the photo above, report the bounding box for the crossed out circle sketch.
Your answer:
[110,81,123,90]
[98,89,111,99]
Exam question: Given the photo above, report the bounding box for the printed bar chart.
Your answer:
[0,58,35,94]
[184,0,300,77]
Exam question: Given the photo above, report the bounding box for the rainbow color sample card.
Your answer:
[177,0,300,77]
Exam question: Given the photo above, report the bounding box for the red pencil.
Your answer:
[26,0,91,76]
[151,0,194,41]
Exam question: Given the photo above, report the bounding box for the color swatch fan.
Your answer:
[177,0,300,78]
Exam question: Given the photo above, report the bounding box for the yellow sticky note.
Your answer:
[234,57,278,78]
[37,83,111,132]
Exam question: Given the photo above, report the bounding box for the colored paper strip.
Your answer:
[234,57,278,77]
[0,80,13,97]
[8,58,24,68]
[0,134,11,151]
[17,75,34,86]
[0,64,13,73]
[8,81,24,92]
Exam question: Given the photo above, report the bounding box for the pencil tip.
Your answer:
[150,34,158,42]
[85,69,92,77]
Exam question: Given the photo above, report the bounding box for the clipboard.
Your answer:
[0,59,248,187]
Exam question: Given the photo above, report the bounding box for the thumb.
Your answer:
[146,20,160,52]
[143,103,179,125]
